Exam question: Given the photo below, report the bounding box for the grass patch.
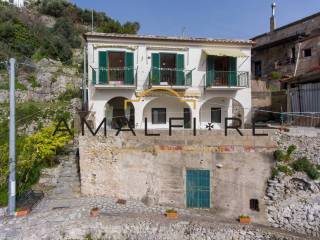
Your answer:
[27,75,40,88]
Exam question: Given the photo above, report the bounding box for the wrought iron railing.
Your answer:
[206,71,249,88]
[149,67,193,88]
[91,66,137,86]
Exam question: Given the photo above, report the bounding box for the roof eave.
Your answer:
[83,32,254,46]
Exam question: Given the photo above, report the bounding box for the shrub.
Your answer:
[277,164,293,176]
[274,150,285,162]
[270,71,282,79]
[287,145,297,155]
[166,209,177,213]
[273,145,296,162]
[305,167,320,180]
[291,157,311,172]
[291,157,320,180]
[271,167,279,179]
[0,124,73,206]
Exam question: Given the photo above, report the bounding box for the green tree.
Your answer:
[39,0,70,18]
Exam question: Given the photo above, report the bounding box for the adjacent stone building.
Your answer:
[251,4,320,124]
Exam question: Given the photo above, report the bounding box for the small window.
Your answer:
[303,48,312,57]
[152,108,166,124]
[291,47,296,61]
[254,61,262,78]
[250,199,259,211]
[211,108,221,123]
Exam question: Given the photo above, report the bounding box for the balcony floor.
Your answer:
[205,86,247,90]
[94,84,136,90]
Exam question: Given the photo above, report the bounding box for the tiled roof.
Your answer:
[84,32,254,45]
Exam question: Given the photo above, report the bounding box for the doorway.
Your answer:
[108,51,125,82]
[184,108,191,129]
[160,53,176,85]
[186,169,210,208]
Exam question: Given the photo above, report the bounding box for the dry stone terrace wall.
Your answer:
[79,130,276,224]
[265,129,320,237]
[265,173,320,237]
[272,130,320,165]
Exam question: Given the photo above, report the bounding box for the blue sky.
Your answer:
[72,0,320,39]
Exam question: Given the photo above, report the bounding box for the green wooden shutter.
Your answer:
[99,51,108,84]
[176,54,185,86]
[151,53,160,85]
[92,69,96,84]
[228,57,237,86]
[206,56,215,87]
[125,52,134,85]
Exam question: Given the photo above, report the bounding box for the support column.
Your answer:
[133,101,144,129]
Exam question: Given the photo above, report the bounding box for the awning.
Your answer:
[203,48,246,57]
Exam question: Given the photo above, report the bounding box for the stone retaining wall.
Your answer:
[265,173,320,237]
[272,131,320,164]
[79,130,276,224]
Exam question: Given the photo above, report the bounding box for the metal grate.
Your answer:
[186,170,210,208]
[16,190,44,211]
[250,199,259,211]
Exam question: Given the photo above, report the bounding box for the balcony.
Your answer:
[148,67,193,89]
[205,71,249,89]
[91,67,137,89]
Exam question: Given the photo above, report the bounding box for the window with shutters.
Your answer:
[207,56,237,86]
[151,53,185,86]
[98,51,134,85]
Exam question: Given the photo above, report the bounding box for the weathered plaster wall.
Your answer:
[79,130,275,223]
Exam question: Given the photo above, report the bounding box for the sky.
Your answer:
[72,0,320,39]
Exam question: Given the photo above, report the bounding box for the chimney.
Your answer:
[270,2,276,32]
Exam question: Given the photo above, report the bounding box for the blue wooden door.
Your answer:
[186,170,210,208]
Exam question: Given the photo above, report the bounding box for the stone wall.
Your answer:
[0,58,81,104]
[79,130,276,224]
[265,173,320,237]
[266,130,320,237]
[0,207,6,218]
[272,130,320,165]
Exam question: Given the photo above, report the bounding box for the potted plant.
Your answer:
[90,207,99,217]
[239,215,251,224]
[165,209,177,219]
[15,208,29,217]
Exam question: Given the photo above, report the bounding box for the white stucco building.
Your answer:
[84,33,253,130]
[2,0,25,7]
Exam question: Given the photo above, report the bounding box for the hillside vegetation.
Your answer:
[0,0,140,63]
[0,0,140,206]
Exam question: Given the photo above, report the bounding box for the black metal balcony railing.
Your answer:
[149,67,193,88]
[91,67,137,86]
[206,71,249,88]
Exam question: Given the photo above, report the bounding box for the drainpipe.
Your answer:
[294,41,302,77]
